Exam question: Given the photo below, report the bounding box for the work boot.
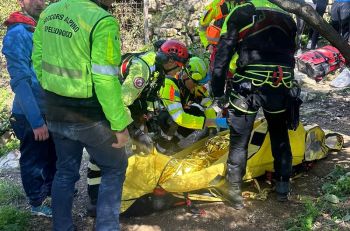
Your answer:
[275,181,290,202]
[216,180,244,210]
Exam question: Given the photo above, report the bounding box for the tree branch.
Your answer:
[269,0,350,63]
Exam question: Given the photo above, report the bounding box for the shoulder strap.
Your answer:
[120,52,150,81]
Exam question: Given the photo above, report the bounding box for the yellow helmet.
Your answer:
[185,57,209,85]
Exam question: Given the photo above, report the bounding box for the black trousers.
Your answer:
[10,114,56,207]
[309,2,328,49]
[296,1,328,49]
[331,2,350,42]
[226,81,293,184]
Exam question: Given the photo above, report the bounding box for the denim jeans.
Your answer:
[48,120,127,231]
[10,114,56,207]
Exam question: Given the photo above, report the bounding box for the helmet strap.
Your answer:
[164,65,180,75]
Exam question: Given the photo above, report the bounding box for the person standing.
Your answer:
[86,39,190,216]
[2,0,56,217]
[211,0,298,209]
[32,0,132,230]
[331,0,350,42]
[307,0,329,49]
[296,0,316,50]
[199,0,235,49]
[199,0,235,73]
[157,56,222,152]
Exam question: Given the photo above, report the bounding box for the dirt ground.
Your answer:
[1,71,350,231]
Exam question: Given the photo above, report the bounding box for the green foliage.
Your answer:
[0,181,29,231]
[0,180,25,206]
[286,165,350,231]
[322,165,350,201]
[0,88,12,136]
[286,200,319,231]
[0,0,19,37]
[0,206,30,231]
[326,165,348,181]
[0,139,19,158]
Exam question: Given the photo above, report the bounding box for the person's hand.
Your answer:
[112,128,130,148]
[33,124,49,141]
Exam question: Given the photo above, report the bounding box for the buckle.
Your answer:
[272,65,283,86]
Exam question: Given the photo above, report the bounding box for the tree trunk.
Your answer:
[268,0,350,64]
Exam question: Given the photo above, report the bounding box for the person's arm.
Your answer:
[159,79,205,130]
[91,17,132,132]
[199,0,222,48]
[3,27,45,130]
[211,3,254,97]
[121,59,149,106]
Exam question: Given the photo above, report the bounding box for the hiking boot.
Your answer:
[276,181,290,202]
[87,202,96,217]
[216,181,244,210]
[31,205,52,217]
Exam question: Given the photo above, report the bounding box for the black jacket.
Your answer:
[211,2,297,97]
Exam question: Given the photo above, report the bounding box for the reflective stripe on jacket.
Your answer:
[199,0,234,47]
[159,77,205,130]
[212,0,296,97]
[32,0,132,131]
[121,51,157,106]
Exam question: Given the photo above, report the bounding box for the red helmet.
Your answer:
[156,40,189,67]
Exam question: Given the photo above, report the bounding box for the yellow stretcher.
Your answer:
[120,119,344,212]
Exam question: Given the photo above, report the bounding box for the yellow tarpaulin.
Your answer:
[121,119,343,212]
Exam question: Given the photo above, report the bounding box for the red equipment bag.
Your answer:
[296,45,345,81]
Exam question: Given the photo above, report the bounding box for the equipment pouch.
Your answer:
[229,92,250,112]
[286,83,303,131]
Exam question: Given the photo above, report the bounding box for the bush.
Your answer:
[286,165,350,231]
[0,206,30,231]
[0,180,25,206]
[0,0,19,37]
[285,200,319,231]
[0,181,28,231]
[0,88,12,136]
[0,139,19,158]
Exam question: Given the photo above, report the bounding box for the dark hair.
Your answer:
[153,39,166,51]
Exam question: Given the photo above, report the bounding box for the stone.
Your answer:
[148,0,158,12]
[165,28,178,37]
[0,150,20,170]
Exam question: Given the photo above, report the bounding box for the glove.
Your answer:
[211,95,229,113]
[134,131,153,154]
[215,118,228,129]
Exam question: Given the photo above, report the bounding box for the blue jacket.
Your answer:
[2,12,45,129]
